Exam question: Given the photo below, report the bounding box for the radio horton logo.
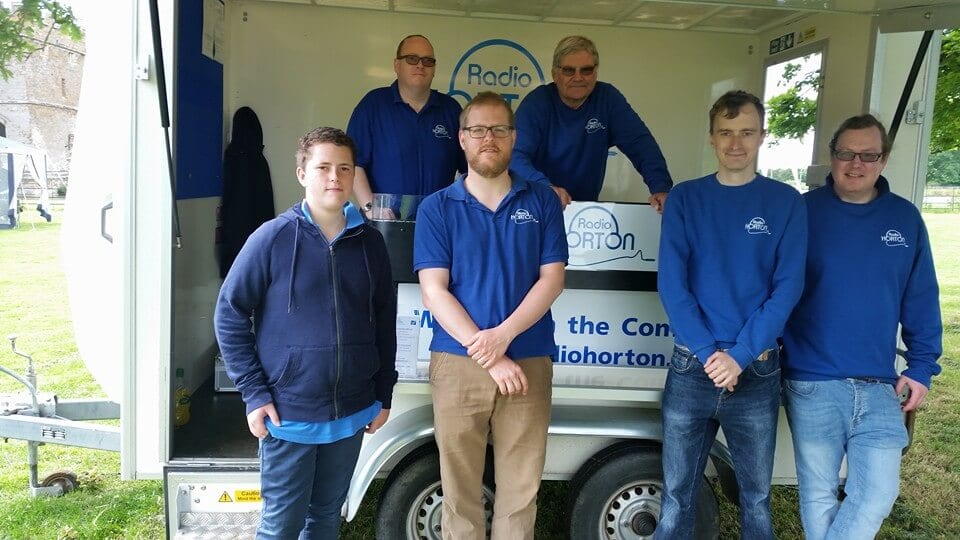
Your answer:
[448,39,545,107]
[881,229,908,247]
[745,217,770,235]
[566,206,653,266]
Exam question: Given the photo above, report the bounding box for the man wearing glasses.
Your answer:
[781,114,942,540]
[347,34,465,219]
[511,35,673,211]
[414,92,567,539]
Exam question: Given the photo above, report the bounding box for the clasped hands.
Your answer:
[704,350,742,392]
[466,327,528,396]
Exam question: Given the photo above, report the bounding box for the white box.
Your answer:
[214,355,238,392]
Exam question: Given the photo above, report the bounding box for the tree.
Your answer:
[766,61,822,140]
[927,149,960,186]
[0,0,82,80]
[930,29,960,155]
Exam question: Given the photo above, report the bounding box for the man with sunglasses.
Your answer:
[511,35,672,211]
[781,114,942,540]
[414,92,567,539]
[347,34,466,219]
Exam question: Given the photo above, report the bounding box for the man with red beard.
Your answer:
[413,92,568,539]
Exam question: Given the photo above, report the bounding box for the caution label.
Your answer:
[235,489,261,502]
[219,491,233,503]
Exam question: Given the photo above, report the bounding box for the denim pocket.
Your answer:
[784,379,817,397]
[669,346,697,374]
[748,348,781,378]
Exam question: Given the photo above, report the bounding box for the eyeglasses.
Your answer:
[558,65,596,77]
[462,125,514,139]
[397,54,437,67]
[833,150,884,162]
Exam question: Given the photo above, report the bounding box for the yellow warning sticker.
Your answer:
[235,489,261,502]
[219,491,233,503]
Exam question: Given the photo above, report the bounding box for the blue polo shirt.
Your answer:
[347,81,466,196]
[413,174,568,359]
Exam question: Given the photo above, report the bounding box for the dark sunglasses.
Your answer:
[398,54,437,67]
[559,65,596,77]
[833,150,884,163]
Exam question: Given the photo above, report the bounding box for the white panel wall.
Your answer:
[224,0,760,207]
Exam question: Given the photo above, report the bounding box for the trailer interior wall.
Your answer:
[222,0,759,201]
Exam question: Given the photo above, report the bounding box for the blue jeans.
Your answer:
[783,378,908,540]
[656,345,781,540]
[256,429,364,540]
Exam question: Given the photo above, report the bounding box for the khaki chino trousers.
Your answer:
[430,352,553,540]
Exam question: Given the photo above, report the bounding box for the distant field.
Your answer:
[0,211,956,539]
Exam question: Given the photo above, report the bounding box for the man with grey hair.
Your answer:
[511,35,673,210]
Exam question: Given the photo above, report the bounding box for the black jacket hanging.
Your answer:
[219,106,275,278]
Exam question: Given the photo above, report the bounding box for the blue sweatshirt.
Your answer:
[511,81,672,201]
[782,176,942,387]
[214,203,398,422]
[658,174,807,368]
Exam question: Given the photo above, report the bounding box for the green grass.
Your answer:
[0,212,164,540]
[0,210,958,538]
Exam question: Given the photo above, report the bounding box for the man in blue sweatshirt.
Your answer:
[214,127,398,539]
[656,90,807,539]
[782,114,942,540]
[511,35,672,210]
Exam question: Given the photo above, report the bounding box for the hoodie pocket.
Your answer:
[274,346,337,401]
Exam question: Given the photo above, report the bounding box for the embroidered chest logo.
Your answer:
[745,217,770,235]
[433,124,452,139]
[881,229,908,247]
[511,208,539,224]
[585,118,606,134]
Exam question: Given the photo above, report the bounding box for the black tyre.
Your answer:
[375,449,495,540]
[40,470,78,495]
[569,447,718,539]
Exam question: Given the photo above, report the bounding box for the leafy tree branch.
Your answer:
[0,0,82,80]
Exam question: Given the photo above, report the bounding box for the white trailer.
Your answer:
[60,1,957,537]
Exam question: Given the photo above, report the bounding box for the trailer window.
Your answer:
[760,46,824,193]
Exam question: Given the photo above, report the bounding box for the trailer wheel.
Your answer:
[41,470,78,495]
[568,447,718,539]
[375,450,494,540]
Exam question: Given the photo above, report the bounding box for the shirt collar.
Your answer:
[391,80,437,110]
[445,172,529,202]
